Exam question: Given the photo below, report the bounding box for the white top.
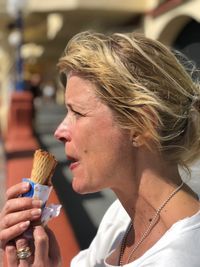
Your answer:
[71,200,200,267]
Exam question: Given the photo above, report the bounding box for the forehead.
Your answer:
[65,74,98,105]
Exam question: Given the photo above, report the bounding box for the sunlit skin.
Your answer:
[1,27,200,266]
[0,74,199,266]
[54,74,135,195]
[54,74,200,263]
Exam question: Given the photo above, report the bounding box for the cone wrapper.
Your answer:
[22,178,62,225]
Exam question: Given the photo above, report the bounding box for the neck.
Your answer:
[110,147,200,265]
[113,145,200,237]
[119,181,185,266]
[115,163,181,218]
[112,147,185,233]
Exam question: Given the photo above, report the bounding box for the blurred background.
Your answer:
[0,0,200,266]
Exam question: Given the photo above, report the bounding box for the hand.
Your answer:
[5,225,61,267]
[0,182,42,249]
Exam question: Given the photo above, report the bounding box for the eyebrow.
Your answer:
[66,103,85,111]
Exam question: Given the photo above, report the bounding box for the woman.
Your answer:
[0,31,200,266]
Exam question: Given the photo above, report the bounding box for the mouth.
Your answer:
[67,155,80,170]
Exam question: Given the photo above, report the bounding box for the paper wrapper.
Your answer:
[22,178,62,225]
[21,149,61,225]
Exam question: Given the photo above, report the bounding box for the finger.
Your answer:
[3,198,42,215]
[45,226,61,264]
[15,234,33,266]
[33,225,49,262]
[0,221,30,249]
[5,242,18,267]
[2,208,42,229]
[16,236,29,251]
[6,182,30,200]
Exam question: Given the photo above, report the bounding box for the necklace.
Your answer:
[119,181,184,266]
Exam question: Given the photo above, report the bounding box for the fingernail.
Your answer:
[20,221,30,230]
[32,199,43,207]
[31,209,42,217]
[22,182,30,190]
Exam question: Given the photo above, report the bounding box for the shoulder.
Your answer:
[134,210,200,267]
[97,199,130,233]
[102,199,128,219]
[71,200,130,267]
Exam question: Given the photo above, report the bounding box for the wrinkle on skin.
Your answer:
[56,74,135,195]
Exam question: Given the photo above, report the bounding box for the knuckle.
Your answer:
[5,188,11,200]
[2,216,10,228]
[27,197,34,207]
[37,233,49,244]
[15,197,24,207]
[23,210,32,220]
[4,200,11,214]
[20,197,32,208]
[16,238,28,248]
[6,198,31,214]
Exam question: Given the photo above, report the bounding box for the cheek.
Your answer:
[85,132,128,168]
[72,117,130,164]
[72,126,95,155]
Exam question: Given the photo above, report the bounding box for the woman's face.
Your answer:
[54,74,134,194]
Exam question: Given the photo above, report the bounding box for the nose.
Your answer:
[54,118,71,143]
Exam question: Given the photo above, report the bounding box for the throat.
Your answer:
[118,181,184,266]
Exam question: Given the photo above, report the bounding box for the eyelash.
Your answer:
[66,108,83,117]
[73,110,83,117]
[66,105,85,118]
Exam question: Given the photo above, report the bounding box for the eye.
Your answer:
[65,104,85,118]
[72,109,85,118]
[73,110,82,116]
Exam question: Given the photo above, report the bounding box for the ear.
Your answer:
[131,132,143,147]
[131,131,153,148]
[131,106,159,148]
[132,135,143,147]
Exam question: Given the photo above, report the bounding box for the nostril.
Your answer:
[59,137,67,143]
[54,129,60,139]
[54,123,71,143]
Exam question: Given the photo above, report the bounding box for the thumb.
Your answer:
[45,226,61,265]
[33,225,49,262]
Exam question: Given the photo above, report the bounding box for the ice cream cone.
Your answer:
[30,149,57,185]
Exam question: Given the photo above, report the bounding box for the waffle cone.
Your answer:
[30,149,57,185]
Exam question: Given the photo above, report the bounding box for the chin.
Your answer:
[72,177,89,194]
[72,177,99,195]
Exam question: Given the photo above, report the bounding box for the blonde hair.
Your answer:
[58,31,200,166]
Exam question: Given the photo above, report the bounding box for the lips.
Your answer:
[67,155,80,170]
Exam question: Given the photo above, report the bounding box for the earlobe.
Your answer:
[131,130,150,147]
[131,131,142,147]
[132,140,139,147]
[132,136,142,147]
[132,131,155,151]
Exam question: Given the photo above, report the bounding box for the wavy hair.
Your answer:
[58,31,200,166]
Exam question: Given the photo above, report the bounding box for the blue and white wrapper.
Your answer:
[22,178,62,225]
